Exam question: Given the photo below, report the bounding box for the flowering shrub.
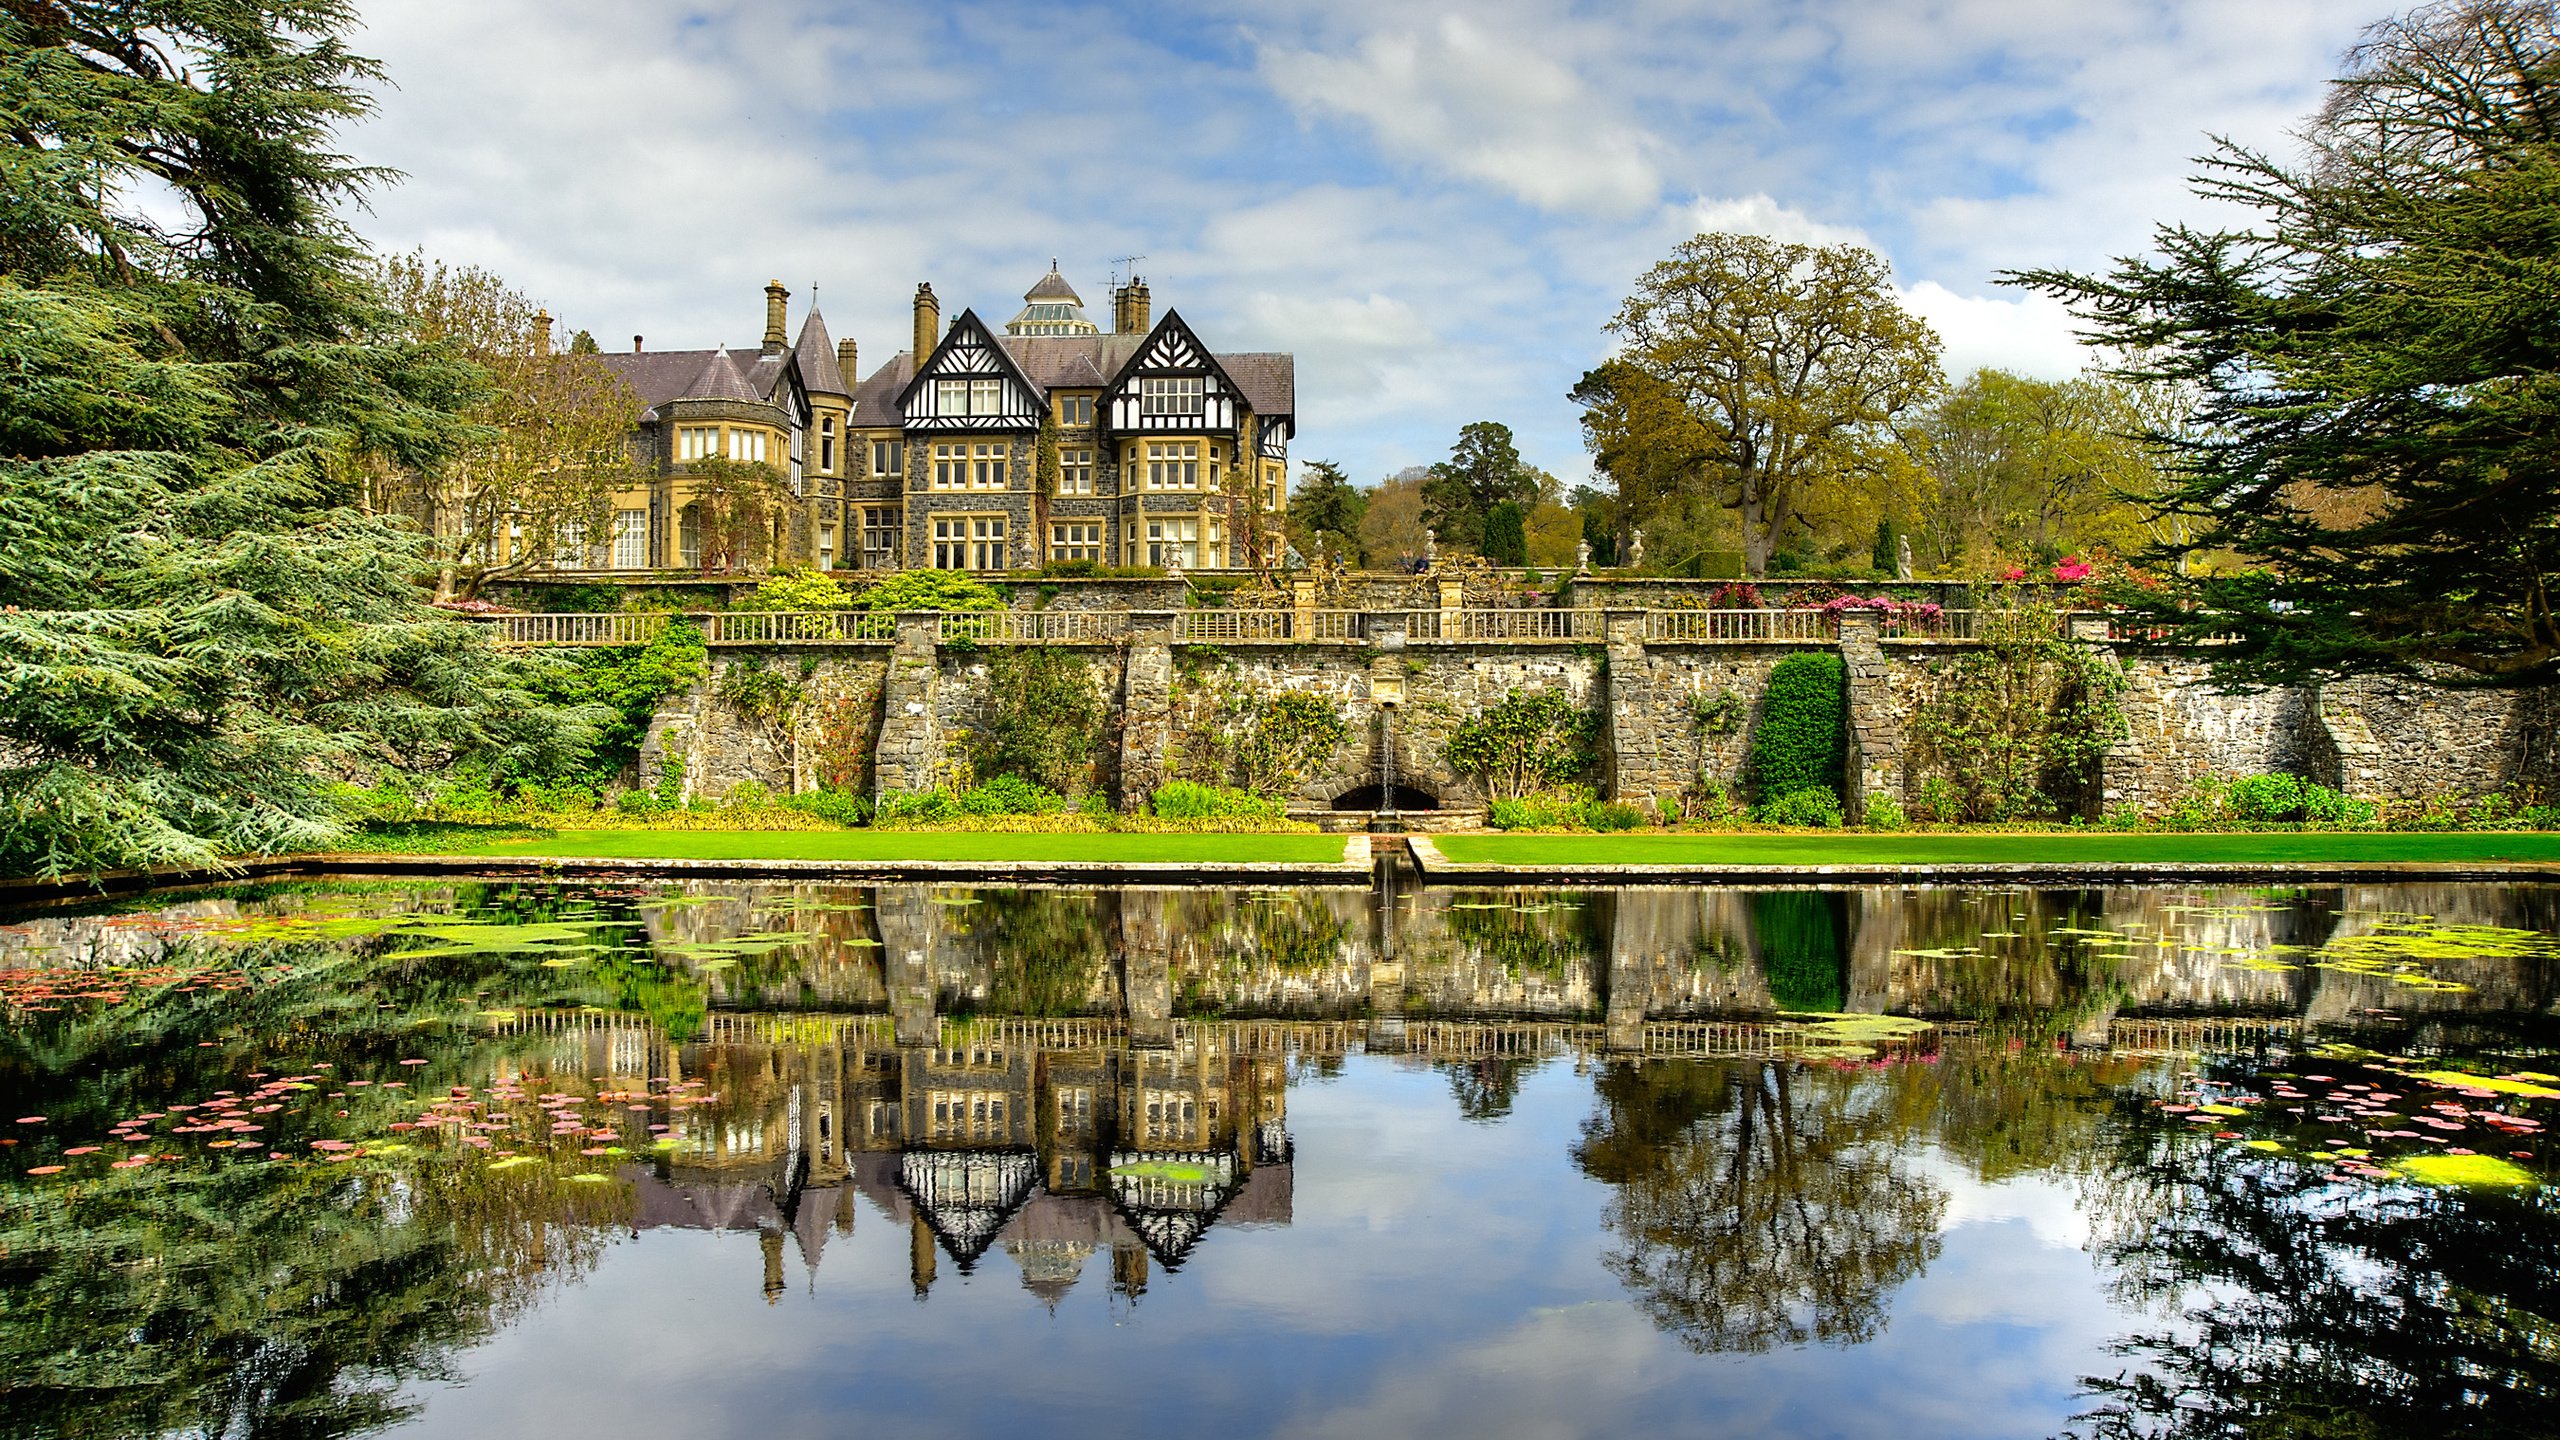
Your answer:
[2052,556,2094,583]
[1706,581,1764,609]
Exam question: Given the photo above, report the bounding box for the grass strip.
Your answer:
[370,828,1356,866]
[1430,831,2560,868]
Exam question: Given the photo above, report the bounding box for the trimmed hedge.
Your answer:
[1749,653,1846,802]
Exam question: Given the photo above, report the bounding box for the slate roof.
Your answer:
[596,344,789,419]
[794,309,847,397]
[1025,265,1083,304]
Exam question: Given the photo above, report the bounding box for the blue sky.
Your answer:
[345,0,2379,485]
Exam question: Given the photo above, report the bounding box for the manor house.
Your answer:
[587,266,1295,574]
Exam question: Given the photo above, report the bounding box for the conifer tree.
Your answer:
[2014,0,2560,684]
[0,0,599,874]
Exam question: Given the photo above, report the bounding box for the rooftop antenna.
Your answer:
[1110,254,1147,289]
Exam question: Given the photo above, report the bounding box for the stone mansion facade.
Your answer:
[585,266,1296,574]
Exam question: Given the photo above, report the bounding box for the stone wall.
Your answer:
[641,628,2556,814]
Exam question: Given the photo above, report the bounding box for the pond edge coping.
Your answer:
[0,837,1378,906]
[1402,834,2560,886]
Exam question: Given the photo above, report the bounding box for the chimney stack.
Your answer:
[838,336,857,384]
[1126,277,1150,334]
[912,283,940,364]
[763,280,789,354]
[633,335,644,353]
[534,310,553,355]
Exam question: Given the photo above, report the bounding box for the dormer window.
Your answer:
[1141,376,1204,417]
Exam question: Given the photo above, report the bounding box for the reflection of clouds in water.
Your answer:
[1926,1150,2098,1254]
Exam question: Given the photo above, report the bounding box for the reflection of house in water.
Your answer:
[587,1022,1292,1308]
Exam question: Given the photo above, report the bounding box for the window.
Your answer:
[1058,393,1093,426]
[1050,522,1101,563]
[728,428,768,463]
[552,520,591,570]
[1145,515,1200,569]
[870,438,903,477]
[933,377,1009,416]
[1058,447,1093,495]
[817,525,837,570]
[932,513,1007,570]
[611,509,647,570]
[861,506,900,568]
[931,441,1008,490]
[1141,376,1204,416]
[677,426,720,462]
[819,416,837,474]
[1144,440,1200,490]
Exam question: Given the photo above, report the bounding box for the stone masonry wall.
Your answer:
[641,630,2554,813]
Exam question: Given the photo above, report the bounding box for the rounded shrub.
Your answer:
[1749,653,1847,803]
[1753,785,1844,828]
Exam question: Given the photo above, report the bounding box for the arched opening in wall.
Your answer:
[1332,783,1440,811]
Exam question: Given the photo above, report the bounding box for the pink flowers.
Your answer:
[2053,556,2095,583]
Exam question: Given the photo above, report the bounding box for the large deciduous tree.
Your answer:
[368,255,643,601]
[2013,0,2560,685]
[1911,368,2167,572]
[0,0,598,874]
[1598,234,1943,576]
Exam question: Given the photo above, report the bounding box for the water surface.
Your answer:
[2,879,2554,1438]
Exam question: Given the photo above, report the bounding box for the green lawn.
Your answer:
[364,828,1355,866]
[1430,830,2560,868]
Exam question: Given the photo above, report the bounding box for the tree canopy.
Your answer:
[1597,234,1943,577]
[2013,0,2560,685]
[0,0,598,873]
[1422,421,1537,557]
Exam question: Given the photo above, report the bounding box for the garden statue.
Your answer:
[1575,538,1592,575]
[1629,528,1646,567]
[1896,534,1913,581]
[1422,528,1438,569]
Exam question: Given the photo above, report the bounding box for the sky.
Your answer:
[341,0,2383,486]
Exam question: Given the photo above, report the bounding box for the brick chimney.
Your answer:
[533,309,552,355]
[763,280,789,354]
[912,282,939,364]
[633,335,644,353]
[838,336,857,383]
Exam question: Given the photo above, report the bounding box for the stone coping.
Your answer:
[1401,835,2560,886]
[0,838,1378,907]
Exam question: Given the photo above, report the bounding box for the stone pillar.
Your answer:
[1291,579,1317,640]
[876,887,939,1049]
[1436,577,1464,640]
[1605,892,1682,1053]
[1119,890,1174,1049]
[1837,613,1901,825]
[872,615,942,800]
[1118,617,1175,811]
[1602,611,1665,818]
[2315,683,2391,797]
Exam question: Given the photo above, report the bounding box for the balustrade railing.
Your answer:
[473,606,2157,649]
[939,609,1123,644]
[1643,608,1834,643]
[702,610,897,645]
[482,612,670,648]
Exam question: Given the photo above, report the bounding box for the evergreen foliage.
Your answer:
[0,0,599,875]
[971,649,1107,796]
[1483,501,1529,566]
[1748,655,1848,802]
[1423,422,1537,556]
[849,569,1002,612]
[1444,688,1601,801]
[1753,891,1847,1012]
[1909,631,2126,821]
[1287,459,1366,563]
[2013,0,2560,684]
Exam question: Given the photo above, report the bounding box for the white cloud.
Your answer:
[1259,15,1662,216]
[1898,282,2092,382]
[1685,193,1874,251]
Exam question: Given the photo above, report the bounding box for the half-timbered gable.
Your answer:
[897,310,1044,433]
[1104,311,1246,437]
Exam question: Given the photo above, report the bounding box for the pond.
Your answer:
[1,877,2555,1438]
